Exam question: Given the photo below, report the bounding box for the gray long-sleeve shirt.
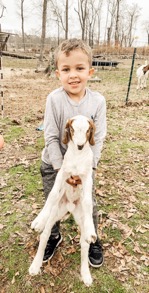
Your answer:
[41,87,106,170]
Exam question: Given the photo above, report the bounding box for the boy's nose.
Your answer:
[69,70,77,78]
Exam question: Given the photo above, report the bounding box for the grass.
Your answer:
[3,56,37,69]
[0,57,149,293]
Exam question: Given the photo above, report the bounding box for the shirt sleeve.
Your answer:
[91,96,107,169]
[43,94,63,170]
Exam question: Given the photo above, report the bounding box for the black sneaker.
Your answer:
[88,239,104,268]
[43,233,62,263]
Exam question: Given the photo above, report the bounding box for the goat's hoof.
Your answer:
[31,216,45,233]
[85,233,97,244]
[81,273,93,287]
[29,263,41,275]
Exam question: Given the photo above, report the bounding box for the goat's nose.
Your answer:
[77,144,84,150]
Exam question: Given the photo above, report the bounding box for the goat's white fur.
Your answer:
[29,115,97,287]
[136,60,149,89]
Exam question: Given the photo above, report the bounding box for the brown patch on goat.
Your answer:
[143,64,149,75]
[62,119,74,144]
[86,120,96,146]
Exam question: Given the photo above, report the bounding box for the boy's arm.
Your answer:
[91,96,107,169]
[43,94,63,170]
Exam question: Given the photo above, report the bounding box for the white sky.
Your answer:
[0,0,149,46]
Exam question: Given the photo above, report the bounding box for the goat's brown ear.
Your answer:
[62,120,71,144]
[88,119,96,145]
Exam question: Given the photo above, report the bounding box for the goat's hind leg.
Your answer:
[73,206,93,287]
[29,202,67,276]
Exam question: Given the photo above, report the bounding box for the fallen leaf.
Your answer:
[11,276,15,284]
[125,255,133,263]
[96,189,104,197]
[40,286,45,293]
[98,180,105,186]
[32,203,40,209]
[0,224,4,229]
[140,255,149,266]
[133,244,142,254]
[129,196,137,203]
[136,225,147,233]
[66,246,76,254]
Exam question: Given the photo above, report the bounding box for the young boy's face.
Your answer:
[55,49,94,100]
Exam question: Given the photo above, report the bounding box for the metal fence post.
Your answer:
[125,47,137,105]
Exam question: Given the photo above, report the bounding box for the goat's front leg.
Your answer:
[80,233,92,286]
[137,76,142,90]
[144,76,147,88]
[31,169,65,233]
[81,175,97,244]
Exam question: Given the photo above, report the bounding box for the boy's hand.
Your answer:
[66,175,82,187]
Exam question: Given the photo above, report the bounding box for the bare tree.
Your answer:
[16,0,31,51]
[39,0,48,63]
[75,0,88,40]
[97,1,103,44]
[65,0,68,39]
[0,1,6,19]
[49,0,69,40]
[106,0,116,46]
[21,0,25,50]
[114,0,122,47]
[16,0,26,50]
[126,4,140,47]
[143,20,149,45]
[117,3,141,47]
[86,0,103,46]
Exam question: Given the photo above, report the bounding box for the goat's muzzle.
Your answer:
[77,144,84,150]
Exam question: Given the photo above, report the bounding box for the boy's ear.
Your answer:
[55,69,60,79]
[88,67,94,78]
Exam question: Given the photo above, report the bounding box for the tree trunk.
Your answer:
[39,0,48,63]
[65,0,68,39]
[115,0,120,47]
[75,0,88,40]
[21,0,25,51]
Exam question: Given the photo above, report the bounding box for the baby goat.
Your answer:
[136,61,149,89]
[29,115,97,287]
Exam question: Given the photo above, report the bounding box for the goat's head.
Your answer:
[143,64,149,75]
[62,115,95,150]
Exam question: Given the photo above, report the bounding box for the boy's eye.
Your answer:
[62,68,69,72]
[77,67,84,70]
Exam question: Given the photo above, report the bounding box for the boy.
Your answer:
[40,38,106,267]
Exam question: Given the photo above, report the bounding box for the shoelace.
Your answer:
[90,243,102,253]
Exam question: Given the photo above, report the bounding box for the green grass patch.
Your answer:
[4,125,25,143]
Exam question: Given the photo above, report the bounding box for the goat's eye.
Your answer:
[70,126,74,133]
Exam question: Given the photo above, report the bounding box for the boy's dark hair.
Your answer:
[54,38,92,68]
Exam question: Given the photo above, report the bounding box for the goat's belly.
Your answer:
[66,202,76,213]
[64,185,82,213]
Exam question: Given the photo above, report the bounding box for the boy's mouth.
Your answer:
[69,81,80,85]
